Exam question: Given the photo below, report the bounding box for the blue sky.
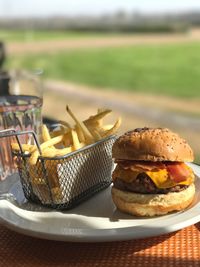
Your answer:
[0,0,200,18]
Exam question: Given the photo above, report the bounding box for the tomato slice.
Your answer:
[166,162,191,182]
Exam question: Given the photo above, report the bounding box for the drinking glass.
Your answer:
[0,69,43,180]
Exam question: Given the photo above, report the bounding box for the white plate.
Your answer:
[0,163,200,242]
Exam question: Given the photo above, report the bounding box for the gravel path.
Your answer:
[7,29,200,55]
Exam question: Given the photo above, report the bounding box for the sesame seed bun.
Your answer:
[111,184,195,217]
[112,128,194,162]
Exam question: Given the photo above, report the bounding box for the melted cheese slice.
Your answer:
[146,169,194,189]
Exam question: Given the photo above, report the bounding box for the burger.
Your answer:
[111,127,195,217]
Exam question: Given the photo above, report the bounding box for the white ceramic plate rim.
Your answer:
[0,163,200,242]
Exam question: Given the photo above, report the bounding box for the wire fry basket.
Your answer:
[0,129,116,210]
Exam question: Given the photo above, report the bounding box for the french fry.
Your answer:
[102,117,122,137]
[84,109,111,127]
[42,124,51,142]
[92,124,114,137]
[42,146,74,158]
[85,123,113,138]
[75,125,85,143]
[97,108,105,127]
[11,143,36,153]
[41,146,73,158]
[29,151,40,165]
[29,135,64,165]
[71,129,81,150]
[50,126,71,148]
[91,124,114,136]
[66,105,94,143]
[40,135,64,150]
[102,124,114,131]
[40,147,58,158]
[54,146,73,156]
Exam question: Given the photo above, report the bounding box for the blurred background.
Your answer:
[0,0,200,162]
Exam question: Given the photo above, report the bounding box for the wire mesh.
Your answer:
[14,135,116,209]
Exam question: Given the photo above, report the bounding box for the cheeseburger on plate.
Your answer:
[111,127,195,217]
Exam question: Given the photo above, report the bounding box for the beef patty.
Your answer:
[113,173,188,194]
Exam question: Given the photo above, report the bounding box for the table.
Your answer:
[0,223,200,267]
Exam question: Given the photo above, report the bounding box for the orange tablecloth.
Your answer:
[1,223,200,267]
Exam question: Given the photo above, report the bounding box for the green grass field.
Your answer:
[0,29,120,42]
[6,42,200,98]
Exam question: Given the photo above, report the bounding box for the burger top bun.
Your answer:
[112,127,194,162]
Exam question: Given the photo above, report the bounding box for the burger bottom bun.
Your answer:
[111,183,195,217]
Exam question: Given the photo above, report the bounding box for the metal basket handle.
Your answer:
[0,128,42,155]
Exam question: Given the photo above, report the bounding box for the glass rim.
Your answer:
[0,69,44,79]
[0,95,42,112]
